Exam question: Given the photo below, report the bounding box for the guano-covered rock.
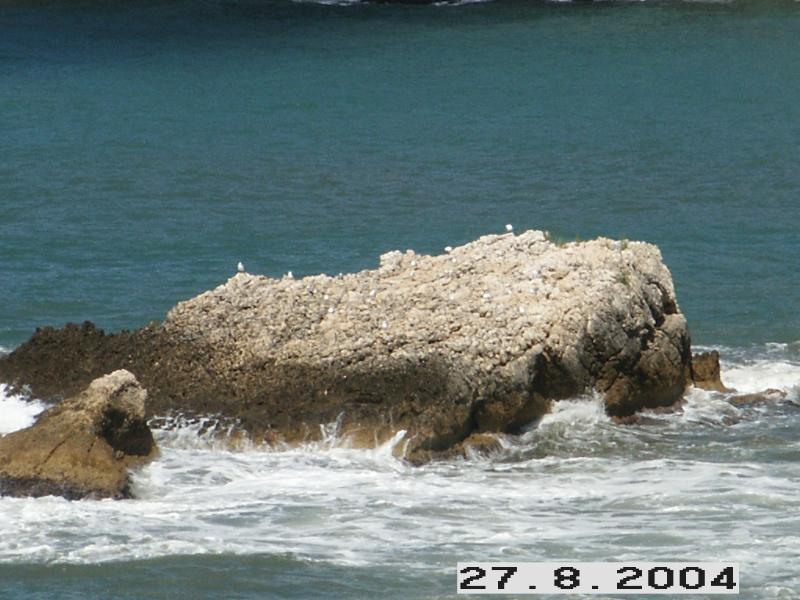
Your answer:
[0,231,692,462]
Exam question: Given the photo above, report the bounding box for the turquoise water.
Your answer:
[2,0,800,598]
[2,0,799,349]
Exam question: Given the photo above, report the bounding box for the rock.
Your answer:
[0,370,157,500]
[0,231,691,462]
[691,350,732,392]
[728,388,788,407]
[612,397,687,425]
[690,352,796,408]
[454,433,505,458]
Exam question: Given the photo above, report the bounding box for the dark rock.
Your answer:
[455,433,505,458]
[612,396,686,425]
[728,389,788,407]
[690,350,732,392]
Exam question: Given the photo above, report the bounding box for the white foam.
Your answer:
[679,386,743,425]
[150,414,255,451]
[0,347,798,600]
[0,385,47,435]
[691,343,800,399]
[0,418,794,585]
[534,393,610,429]
[722,359,800,395]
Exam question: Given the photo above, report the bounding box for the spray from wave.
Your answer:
[0,384,47,436]
[0,343,798,599]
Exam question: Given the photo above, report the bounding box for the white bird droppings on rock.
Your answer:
[165,228,691,438]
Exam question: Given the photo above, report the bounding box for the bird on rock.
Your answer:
[237,262,245,273]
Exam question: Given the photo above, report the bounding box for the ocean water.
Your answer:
[1,0,799,598]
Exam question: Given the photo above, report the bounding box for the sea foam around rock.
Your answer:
[0,385,46,436]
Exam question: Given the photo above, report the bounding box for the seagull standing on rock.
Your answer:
[237,262,245,273]
[506,224,514,233]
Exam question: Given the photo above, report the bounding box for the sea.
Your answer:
[1,0,799,597]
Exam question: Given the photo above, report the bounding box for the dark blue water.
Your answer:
[0,555,430,600]
[2,0,799,350]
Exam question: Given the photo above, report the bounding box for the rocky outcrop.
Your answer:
[0,231,692,462]
[691,350,732,392]
[0,370,157,499]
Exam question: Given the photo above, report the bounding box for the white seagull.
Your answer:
[505,224,514,233]
[237,262,245,273]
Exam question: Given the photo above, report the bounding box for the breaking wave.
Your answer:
[0,344,798,597]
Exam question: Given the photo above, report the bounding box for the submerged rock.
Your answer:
[0,231,692,462]
[454,432,506,458]
[0,370,157,500]
[728,389,788,407]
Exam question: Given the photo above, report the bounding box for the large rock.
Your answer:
[0,370,157,499]
[0,231,691,462]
